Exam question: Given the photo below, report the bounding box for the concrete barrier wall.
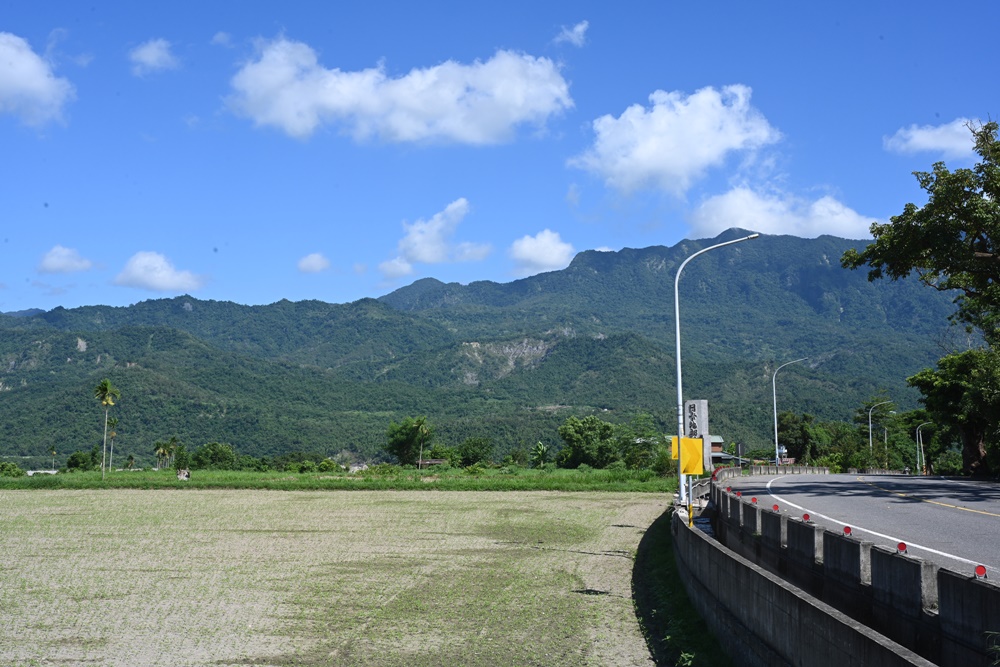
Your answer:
[671,510,936,667]
[706,471,1000,667]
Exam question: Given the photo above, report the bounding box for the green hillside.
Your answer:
[0,231,962,468]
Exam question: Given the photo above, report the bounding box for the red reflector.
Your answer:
[772,504,779,512]
[843,526,852,536]
[975,565,988,579]
[802,513,810,522]
[726,486,732,492]
[751,497,757,504]
[736,491,742,497]
[897,542,907,554]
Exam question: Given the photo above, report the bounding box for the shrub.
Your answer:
[0,461,25,477]
[299,460,318,473]
[317,458,340,472]
[933,450,964,475]
[464,462,486,476]
[651,446,674,477]
[458,437,493,466]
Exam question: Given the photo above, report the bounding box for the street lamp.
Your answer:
[868,400,892,454]
[675,233,759,503]
[772,358,808,465]
[916,422,933,474]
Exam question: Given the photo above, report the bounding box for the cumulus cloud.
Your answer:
[0,32,75,126]
[211,32,233,47]
[38,245,92,273]
[228,37,573,143]
[555,21,589,47]
[569,85,780,196]
[129,38,179,76]
[113,251,204,291]
[884,118,979,159]
[509,229,575,276]
[297,252,330,273]
[379,199,492,279]
[689,187,874,239]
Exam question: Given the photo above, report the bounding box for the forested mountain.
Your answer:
[0,230,963,468]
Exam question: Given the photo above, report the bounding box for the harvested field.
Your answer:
[0,490,669,666]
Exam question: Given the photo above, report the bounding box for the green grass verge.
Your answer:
[0,466,677,492]
[632,510,733,667]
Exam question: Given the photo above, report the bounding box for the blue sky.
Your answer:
[1,2,997,313]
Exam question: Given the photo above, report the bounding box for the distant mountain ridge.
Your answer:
[0,230,962,467]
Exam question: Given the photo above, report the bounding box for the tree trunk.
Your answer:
[961,427,990,476]
[102,408,108,480]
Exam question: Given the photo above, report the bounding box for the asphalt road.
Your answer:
[722,473,1000,577]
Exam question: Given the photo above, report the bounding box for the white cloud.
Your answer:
[884,118,979,159]
[0,32,75,126]
[689,187,874,239]
[509,229,575,276]
[297,252,330,273]
[113,251,204,291]
[378,256,412,279]
[555,21,589,47]
[380,198,492,278]
[129,38,179,76]
[38,245,92,273]
[228,37,573,143]
[569,85,780,196]
[211,32,233,47]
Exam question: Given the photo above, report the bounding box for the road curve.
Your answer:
[722,473,1000,577]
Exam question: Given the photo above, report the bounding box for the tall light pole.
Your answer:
[916,422,932,474]
[868,400,892,453]
[772,358,808,465]
[675,233,759,503]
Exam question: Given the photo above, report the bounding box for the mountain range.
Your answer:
[0,229,963,467]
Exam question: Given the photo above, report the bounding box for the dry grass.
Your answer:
[0,490,668,666]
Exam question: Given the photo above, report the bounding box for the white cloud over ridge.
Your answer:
[689,187,874,239]
[509,229,575,276]
[569,85,780,196]
[297,253,330,273]
[380,198,491,279]
[555,21,589,47]
[38,245,92,273]
[228,37,573,143]
[0,32,74,126]
[114,252,204,291]
[884,118,979,159]
[129,38,179,76]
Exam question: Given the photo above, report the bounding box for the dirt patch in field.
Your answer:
[0,490,667,666]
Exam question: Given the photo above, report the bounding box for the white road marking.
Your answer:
[763,477,987,572]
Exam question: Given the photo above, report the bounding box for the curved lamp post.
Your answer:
[772,358,808,465]
[675,233,759,503]
[916,421,933,474]
[868,400,892,453]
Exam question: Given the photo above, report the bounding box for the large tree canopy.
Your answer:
[842,121,1000,340]
[908,349,1000,476]
[844,121,1000,475]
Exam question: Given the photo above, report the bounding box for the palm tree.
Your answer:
[166,436,179,468]
[153,441,168,469]
[93,379,120,480]
[50,448,57,471]
[415,416,431,469]
[106,417,119,471]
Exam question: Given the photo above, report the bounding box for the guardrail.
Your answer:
[700,466,1000,666]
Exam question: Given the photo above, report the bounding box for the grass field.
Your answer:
[0,489,725,667]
